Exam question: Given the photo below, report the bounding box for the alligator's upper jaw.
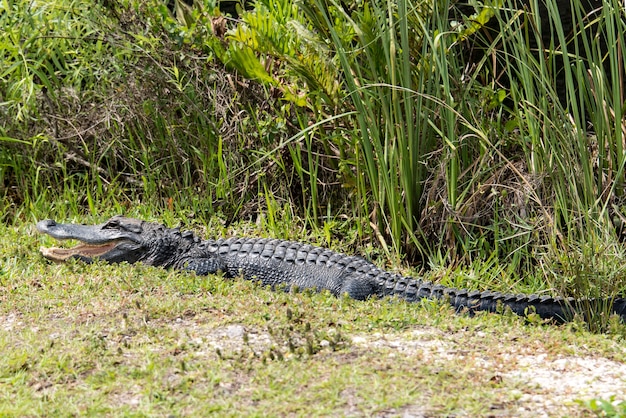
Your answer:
[36,217,143,263]
[36,219,136,243]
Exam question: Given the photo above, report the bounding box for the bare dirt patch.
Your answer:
[154,316,626,416]
[351,327,626,417]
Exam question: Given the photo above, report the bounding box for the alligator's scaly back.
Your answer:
[37,216,626,323]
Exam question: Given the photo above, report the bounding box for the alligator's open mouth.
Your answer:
[37,218,145,263]
[39,241,122,262]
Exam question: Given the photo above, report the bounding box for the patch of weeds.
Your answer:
[216,305,350,364]
[266,306,349,357]
[578,397,626,417]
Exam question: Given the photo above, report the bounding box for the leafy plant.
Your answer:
[579,397,626,417]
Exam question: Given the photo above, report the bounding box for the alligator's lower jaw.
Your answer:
[39,242,119,262]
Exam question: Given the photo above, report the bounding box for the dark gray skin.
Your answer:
[37,216,626,323]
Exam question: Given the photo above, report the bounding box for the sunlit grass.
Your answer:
[1,218,626,416]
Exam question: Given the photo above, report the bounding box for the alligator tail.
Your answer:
[378,274,626,323]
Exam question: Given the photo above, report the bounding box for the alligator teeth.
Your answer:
[39,242,119,261]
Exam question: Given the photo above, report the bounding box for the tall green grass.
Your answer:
[218,0,626,326]
[488,0,626,295]
[287,0,533,262]
[447,0,626,328]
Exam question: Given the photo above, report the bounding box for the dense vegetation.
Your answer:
[2,0,626,329]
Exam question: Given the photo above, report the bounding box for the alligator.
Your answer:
[36,216,626,323]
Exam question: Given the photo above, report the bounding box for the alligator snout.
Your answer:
[36,219,57,233]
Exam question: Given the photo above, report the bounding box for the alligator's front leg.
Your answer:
[174,257,228,276]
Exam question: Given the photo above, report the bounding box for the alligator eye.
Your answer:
[104,219,120,229]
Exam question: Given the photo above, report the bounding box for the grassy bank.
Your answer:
[2,219,626,416]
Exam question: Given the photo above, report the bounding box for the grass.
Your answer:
[2,216,626,416]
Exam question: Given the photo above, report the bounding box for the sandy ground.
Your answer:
[3,312,626,416]
[203,323,626,417]
[352,328,626,417]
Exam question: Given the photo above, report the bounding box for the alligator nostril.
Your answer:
[36,219,56,232]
